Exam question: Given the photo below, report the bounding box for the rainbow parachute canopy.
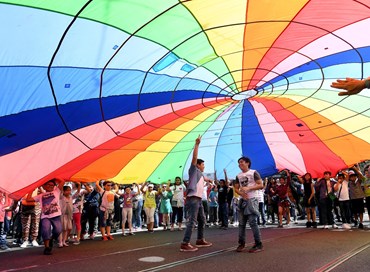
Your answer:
[0,0,369,199]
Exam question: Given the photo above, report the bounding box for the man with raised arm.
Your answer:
[180,135,212,252]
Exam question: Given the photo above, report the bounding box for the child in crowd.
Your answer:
[71,182,84,245]
[208,186,218,226]
[20,189,41,248]
[96,180,118,241]
[0,190,11,251]
[120,185,139,236]
[170,177,186,231]
[27,178,66,255]
[141,182,158,233]
[59,185,73,247]
[158,182,172,230]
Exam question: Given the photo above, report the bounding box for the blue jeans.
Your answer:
[232,200,239,223]
[41,216,62,241]
[182,197,206,243]
[132,199,143,228]
[238,211,261,245]
[258,202,266,225]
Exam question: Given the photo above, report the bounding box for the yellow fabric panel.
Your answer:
[111,105,227,183]
[282,95,370,143]
[264,96,370,164]
[242,0,309,90]
[184,0,247,88]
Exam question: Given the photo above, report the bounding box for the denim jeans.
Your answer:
[132,199,143,228]
[238,210,261,245]
[258,202,266,225]
[232,200,239,223]
[182,196,205,243]
[41,216,62,241]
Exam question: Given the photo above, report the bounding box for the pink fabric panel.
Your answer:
[251,100,307,174]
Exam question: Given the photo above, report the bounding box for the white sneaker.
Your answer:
[323,225,329,229]
[31,240,39,247]
[342,223,351,229]
[20,241,29,248]
[332,224,338,229]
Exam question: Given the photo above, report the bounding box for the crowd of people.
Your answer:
[1,164,369,254]
[0,136,369,255]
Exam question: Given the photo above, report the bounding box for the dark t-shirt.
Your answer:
[217,185,228,204]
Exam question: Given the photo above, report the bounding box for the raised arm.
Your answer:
[95,180,103,193]
[352,165,365,181]
[191,135,201,166]
[56,178,66,191]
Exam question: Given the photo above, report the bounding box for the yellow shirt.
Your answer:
[143,190,157,208]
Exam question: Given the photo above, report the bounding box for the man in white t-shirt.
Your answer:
[180,136,212,252]
[233,156,264,253]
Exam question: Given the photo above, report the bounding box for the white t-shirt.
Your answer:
[99,190,116,212]
[257,189,264,203]
[337,181,349,201]
[236,170,261,199]
[170,184,186,207]
[33,187,62,219]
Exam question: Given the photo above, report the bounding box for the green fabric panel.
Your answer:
[147,106,227,183]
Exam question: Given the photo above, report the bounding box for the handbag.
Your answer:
[328,192,337,201]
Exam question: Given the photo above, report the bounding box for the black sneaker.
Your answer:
[49,238,54,248]
[248,243,264,253]
[358,223,364,229]
[236,244,245,252]
[43,247,52,255]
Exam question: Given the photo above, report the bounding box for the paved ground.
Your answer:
[0,222,369,272]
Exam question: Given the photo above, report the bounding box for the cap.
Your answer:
[348,170,356,176]
[148,184,154,188]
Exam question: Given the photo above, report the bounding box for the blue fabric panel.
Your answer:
[241,100,277,177]
[0,91,223,156]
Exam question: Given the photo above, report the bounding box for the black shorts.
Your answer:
[350,198,365,214]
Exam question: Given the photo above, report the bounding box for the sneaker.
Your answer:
[358,223,364,229]
[89,233,95,240]
[31,240,39,247]
[277,224,283,228]
[248,243,264,253]
[180,243,198,252]
[20,241,29,248]
[73,240,80,245]
[323,225,329,229]
[43,247,52,255]
[195,239,212,247]
[342,223,351,229]
[312,222,317,228]
[332,224,338,229]
[236,244,245,252]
